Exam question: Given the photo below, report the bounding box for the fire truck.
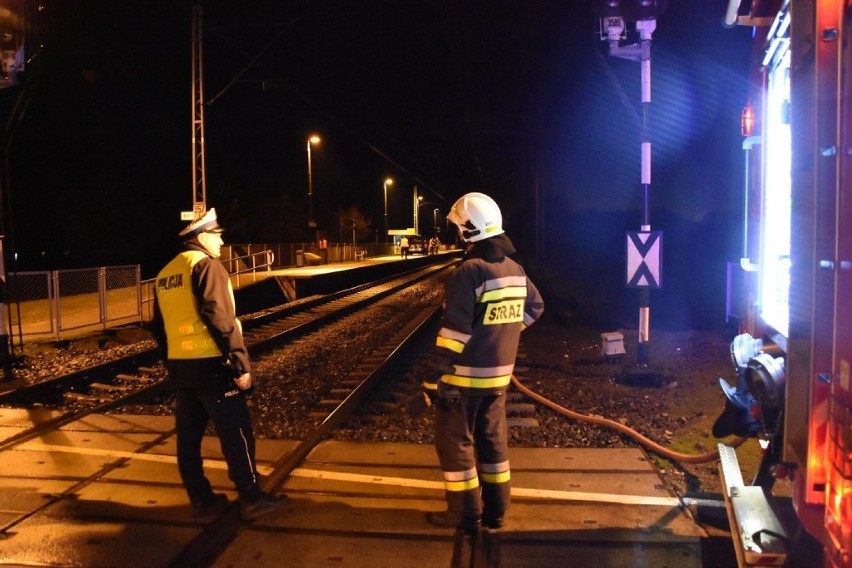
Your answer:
[712,0,852,565]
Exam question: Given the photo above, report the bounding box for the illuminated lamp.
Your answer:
[730,333,763,372]
[746,353,786,409]
[633,0,667,20]
[741,104,755,137]
[596,0,625,18]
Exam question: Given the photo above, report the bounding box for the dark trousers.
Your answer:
[174,386,259,504]
[435,393,511,521]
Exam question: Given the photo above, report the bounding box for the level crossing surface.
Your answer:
[0,409,706,567]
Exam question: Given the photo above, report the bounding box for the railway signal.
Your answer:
[596,0,667,378]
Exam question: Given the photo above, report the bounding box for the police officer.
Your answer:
[422,192,544,532]
[150,208,287,521]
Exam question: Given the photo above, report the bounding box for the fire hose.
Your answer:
[510,375,747,464]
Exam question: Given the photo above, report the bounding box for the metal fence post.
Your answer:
[52,271,60,341]
[98,266,107,330]
[135,265,142,322]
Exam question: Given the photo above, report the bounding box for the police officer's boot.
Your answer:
[239,485,288,521]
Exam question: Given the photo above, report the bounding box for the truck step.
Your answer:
[718,444,789,567]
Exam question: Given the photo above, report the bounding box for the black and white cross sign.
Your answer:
[626,230,662,288]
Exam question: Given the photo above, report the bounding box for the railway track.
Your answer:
[0,260,456,411]
[0,256,724,567]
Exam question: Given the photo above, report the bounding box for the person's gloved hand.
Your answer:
[234,372,252,390]
[406,379,438,417]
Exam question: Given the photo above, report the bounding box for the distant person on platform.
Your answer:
[429,236,440,255]
[420,192,544,533]
[400,236,410,259]
[150,208,287,521]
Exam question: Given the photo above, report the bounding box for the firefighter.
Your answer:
[150,208,287,521]
[422,192,544,532]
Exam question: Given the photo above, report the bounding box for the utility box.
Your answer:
[601,332,626,362]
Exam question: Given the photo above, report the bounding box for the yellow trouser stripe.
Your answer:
[445,477,480,492]
[481,471,511,484]
[442,374,512,389]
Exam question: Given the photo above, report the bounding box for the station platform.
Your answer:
[0,409,706,567]
[232,252,458,315]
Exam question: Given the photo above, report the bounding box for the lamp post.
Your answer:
[383,178,393,243]
[433,208,440,237]
[306,135,321,233]
[416,198,436,236]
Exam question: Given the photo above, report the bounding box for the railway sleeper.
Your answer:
[507,417,539,428]
[89,382,132,392]
[372,401,398,413]
[506,402,536,415]
[115,374,154,383]
[64,392,101,402]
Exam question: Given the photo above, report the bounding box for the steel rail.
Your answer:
[170,303,443,567]
[0,260,457,408]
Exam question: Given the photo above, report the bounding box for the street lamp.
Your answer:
[433,208,440,237]
[306,135,321,232]
[383,178,393,243]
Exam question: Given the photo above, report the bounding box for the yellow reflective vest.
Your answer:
[155,250,240,359]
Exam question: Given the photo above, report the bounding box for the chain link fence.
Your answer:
[6,271,54,337]
[5,242,396,345]
[8,265,141,342]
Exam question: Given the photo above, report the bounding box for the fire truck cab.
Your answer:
[719,1,852,565]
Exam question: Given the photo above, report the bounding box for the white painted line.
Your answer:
[14,443,683,507]
[13,442,275,475]
[289,467,682,507]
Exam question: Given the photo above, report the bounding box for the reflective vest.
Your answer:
[155,250,239,359]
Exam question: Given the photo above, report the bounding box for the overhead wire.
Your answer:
[176,0,446,201]
[437,0,484,189]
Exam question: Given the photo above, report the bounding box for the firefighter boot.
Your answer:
[427,510,481,534]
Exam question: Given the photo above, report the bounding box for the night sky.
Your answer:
[0,0,754,328]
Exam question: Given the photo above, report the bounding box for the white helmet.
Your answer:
[447,192,504,243]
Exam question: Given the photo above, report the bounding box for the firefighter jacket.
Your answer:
[427,234,544,396]
[151,242,251,388]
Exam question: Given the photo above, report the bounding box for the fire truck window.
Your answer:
[760,47,791,338]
